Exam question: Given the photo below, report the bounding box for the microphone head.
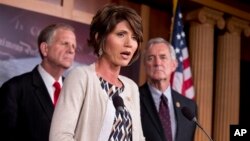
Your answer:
[112,96,124,110]
[181,106,195,121]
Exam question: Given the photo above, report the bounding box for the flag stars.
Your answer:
[181,31,185,37]
[178,13,182,19]
[178,21,181,26]
[175,48,180,53]
[180,40,184,46]
[176,34,181,40]
[179,56,183,62]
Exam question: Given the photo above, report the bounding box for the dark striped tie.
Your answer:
[158,94,172,141]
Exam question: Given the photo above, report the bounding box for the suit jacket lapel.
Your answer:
[141,83,163,133]
[171,90,184,139]
[32,66,54,120]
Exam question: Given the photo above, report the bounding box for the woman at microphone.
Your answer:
[49,3,145,141]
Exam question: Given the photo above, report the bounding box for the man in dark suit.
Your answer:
[139,37,197,141]
[0,23,76,141]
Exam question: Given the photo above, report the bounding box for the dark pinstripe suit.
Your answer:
[139,83,197,141]
[0,65,54,141]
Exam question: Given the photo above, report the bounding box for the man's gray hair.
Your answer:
[143,37,176,60]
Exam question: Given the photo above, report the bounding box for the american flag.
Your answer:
[170,3,195,99]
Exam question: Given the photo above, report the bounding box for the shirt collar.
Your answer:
[147,82,173,106]
[38,64,63,86]
[148,82,171,97]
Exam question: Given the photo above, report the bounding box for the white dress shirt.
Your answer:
[38,64,63,102]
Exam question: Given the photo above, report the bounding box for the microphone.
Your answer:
[112,96,124,112]
[181,106,214,141]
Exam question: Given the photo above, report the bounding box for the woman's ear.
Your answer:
[40,42,48,57]
[95,33,98,40]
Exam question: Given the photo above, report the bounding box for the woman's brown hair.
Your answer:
[88,4,143,64]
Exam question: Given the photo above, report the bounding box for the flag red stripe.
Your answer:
[183,78,193,90]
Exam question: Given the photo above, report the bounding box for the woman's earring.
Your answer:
[98,48,103,56]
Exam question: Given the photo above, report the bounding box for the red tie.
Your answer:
[53,81,61,106]
[158,94,173,141]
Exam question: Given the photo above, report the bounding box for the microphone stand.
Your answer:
[195,120,214,141]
